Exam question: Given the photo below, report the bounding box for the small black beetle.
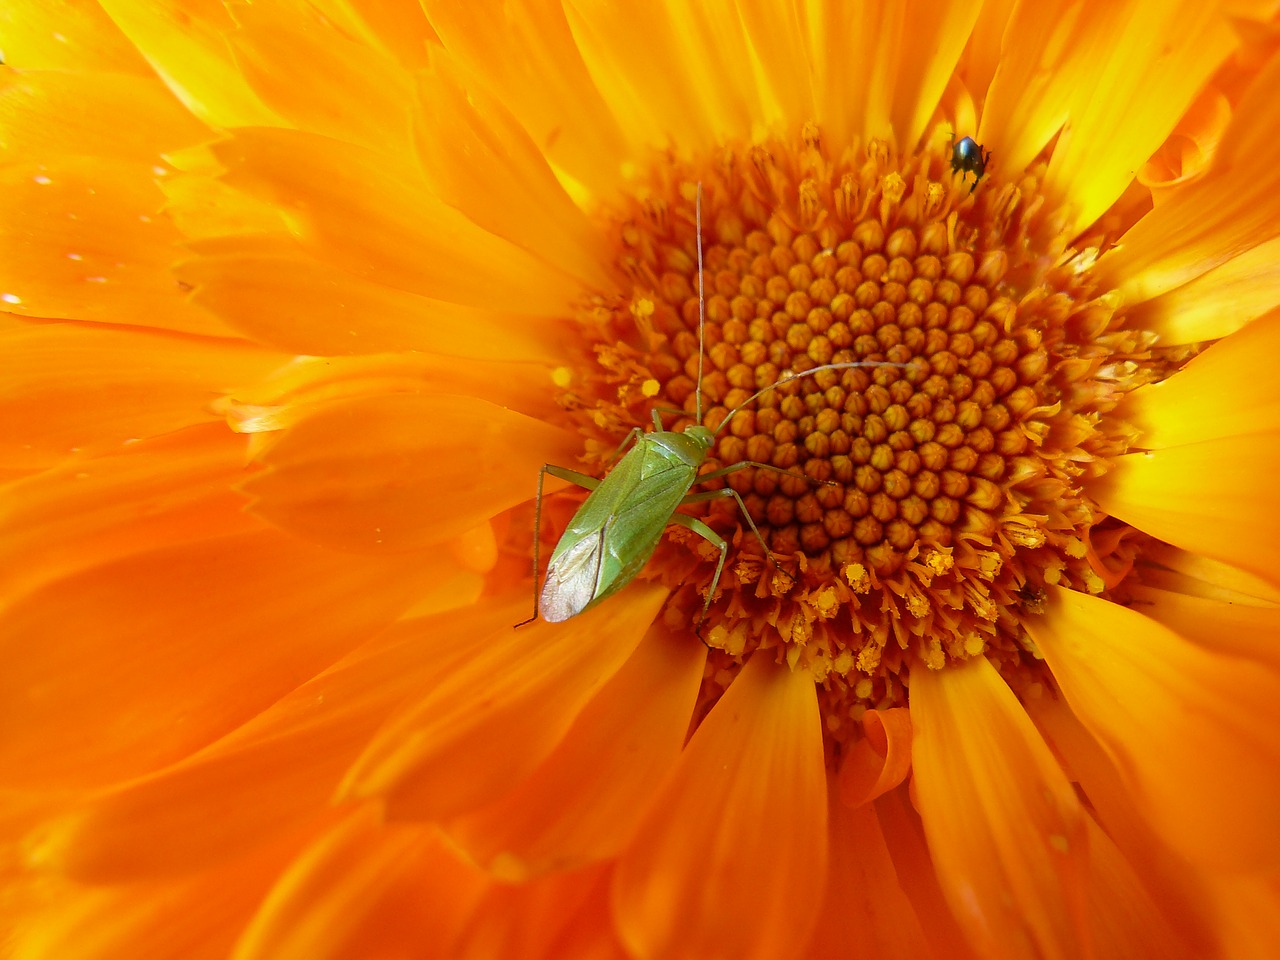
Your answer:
[948,133,991,193]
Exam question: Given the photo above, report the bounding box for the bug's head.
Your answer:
[684,424,714,451]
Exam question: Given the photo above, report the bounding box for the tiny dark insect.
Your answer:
[948,133,992,194]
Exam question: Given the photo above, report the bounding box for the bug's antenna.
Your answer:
[710,360,914,439]
[695,182,705,424]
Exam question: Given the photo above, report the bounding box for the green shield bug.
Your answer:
[523,184,908,634]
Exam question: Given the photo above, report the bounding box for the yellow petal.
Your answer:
[1091,434,1280,589]
[1115,312,1280,447]
[1096,49,1280,310]
[0,160,232,334]
[178,250,564,361]
[97,0,284,126]
[229,0,415,151]
[1026,587,1280,869]
[910,655,1089,960]
[210,128,579,314]
[613,653,828,960]
[419,0,630,198]
[0,0,151,73]
[982,0,1232,233]
[806,0,980,149]
[413,54,612,289]
[0,69,209,162]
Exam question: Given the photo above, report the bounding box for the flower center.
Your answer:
[555,128,1187,743]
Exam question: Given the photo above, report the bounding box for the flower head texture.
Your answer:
[3,1,1280,958]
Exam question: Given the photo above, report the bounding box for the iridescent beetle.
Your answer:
[948,133,992,193]
[522,185,907,634]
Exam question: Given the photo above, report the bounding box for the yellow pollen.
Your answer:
[552,126,1187,749]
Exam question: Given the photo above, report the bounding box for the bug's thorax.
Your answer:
[646,424,714,469]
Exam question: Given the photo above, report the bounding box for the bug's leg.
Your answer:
[515,464,602,628]
[678,486,773,572]
[667,511,727,644]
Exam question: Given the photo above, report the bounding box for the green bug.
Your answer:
[526,186,906,632]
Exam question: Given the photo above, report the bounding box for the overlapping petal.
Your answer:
[613,653,828,960]
[1026,587,1280,869]
[909,656,1089,960]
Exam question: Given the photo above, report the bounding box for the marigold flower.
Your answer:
[3,1,1280,958]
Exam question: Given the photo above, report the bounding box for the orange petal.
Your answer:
[613,653,828,960]
[909,655,1089,960]
[413,54,611,289]
[835,706,913,808]
[221,351,557,434]
[0,426,258,596]
[1024,693,1218,956]
[453,862,615,960]
[1090,434,1280,589]
[420,0,629,199]
[209,128,579,314]
[805,788,936,960]
[11,839,299,960]
[0,319,280,473]
[1096,49,1280,315]
[1080,815,1204,960]
[0,160,233,335]
[96,0,283,126]
[233,808,487,960]
[874,785,980,960]
[1126,582,1280,665]
[0,529,440,788]
[177,251,563,361]
[37,578,495,883]
[1206,872,1280,960]
[308,0,438,74]
[447,620,706,879]
[240,393,579,553]
[0,70,209,163]
[1026,587,1280,869]
[340,582,667,818]
[0,0,152,73]
[1115,312,1280,448]
[228,0,415,151]
[1137,540,1280,607]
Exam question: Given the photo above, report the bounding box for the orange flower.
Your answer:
[4,1,1280,958]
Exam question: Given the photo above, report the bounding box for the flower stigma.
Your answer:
[540,127,1196,748]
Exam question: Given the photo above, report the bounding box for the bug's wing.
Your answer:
[540,523,609,622]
